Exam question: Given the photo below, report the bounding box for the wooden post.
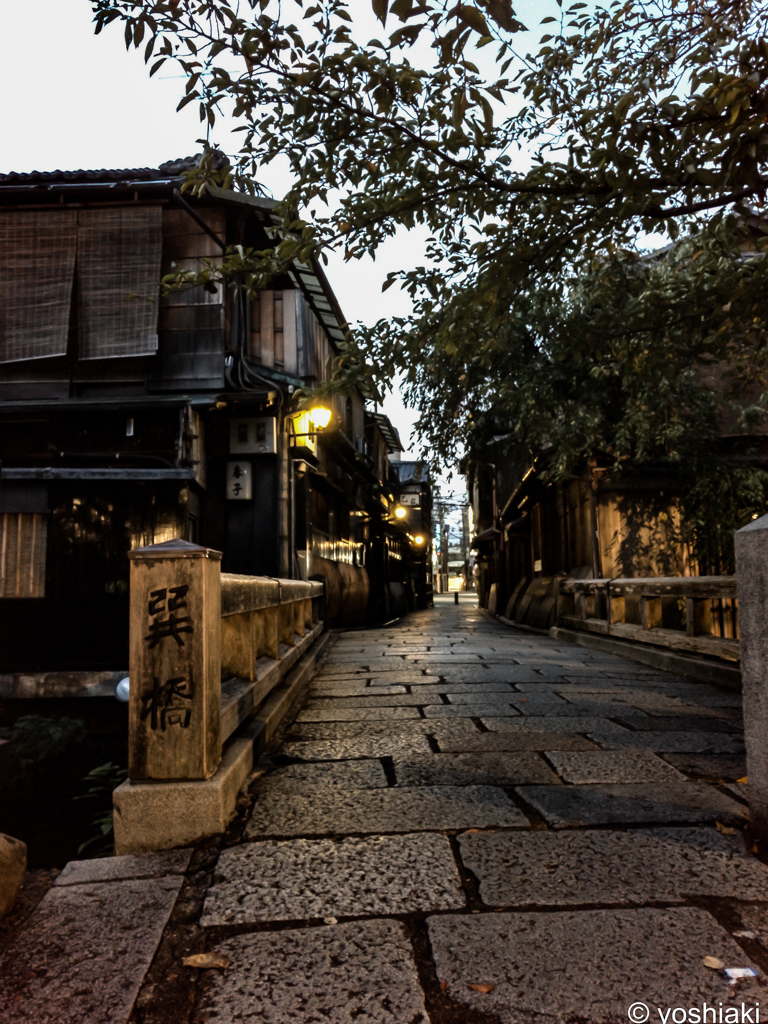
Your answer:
[128,539,222,781]
[641,596,663,630]
[257,605,280,659]
[685,597,712,637]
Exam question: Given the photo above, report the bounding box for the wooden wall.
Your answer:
[250,290,333,381]
[149,207,226,391]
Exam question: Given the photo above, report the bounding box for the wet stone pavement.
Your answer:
[3,594,768,1024]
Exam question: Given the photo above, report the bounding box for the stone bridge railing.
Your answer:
[556,575,739,663]
[113,539,324,854]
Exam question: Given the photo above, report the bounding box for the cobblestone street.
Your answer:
[2,594,767,1024]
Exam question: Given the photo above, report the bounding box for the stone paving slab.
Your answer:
[446,691,534,705]
[484,715,632,733]
[428,907,762,1024]
[367,672,439,684]
[286,718,481,740]
[725,782,749,803]
[0,876,183,1024]
[257,760,388,790]
[733,905,768,952]
[661,752,747,781]
[302,694,428,708]
[309,683,408,697]
[415,682,516,697]
[512,696,648,717]
[54,849,191,886]
[280,734,433,760]
[437,730,600,752]
[460,826,768,906]
[412,665,556,683]
[423,702,521,717]
[588,730,745,753]
[295,705,422,722]
[393,751,561,787]
[615,714,742,733]
[459,826,768,906]
[192,919,429,1024]
[518,780,749,827]
[201,832,464,925]
[325,662,435,675]
[545,749,687,784]
[245,785,528,837]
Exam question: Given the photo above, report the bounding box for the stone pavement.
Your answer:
[2,594,768,1024]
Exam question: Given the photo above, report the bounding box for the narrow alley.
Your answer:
[2,595,766,1024]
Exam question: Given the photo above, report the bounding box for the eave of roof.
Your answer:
[0,157,350,352]
[366,411,404,453]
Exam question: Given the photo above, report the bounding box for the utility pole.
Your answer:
[461,505,470,591]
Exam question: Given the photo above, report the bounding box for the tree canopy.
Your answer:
[93,0,768,565]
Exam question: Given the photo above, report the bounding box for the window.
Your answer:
[0,206,163,364]
[0,514,47,598]
[0,210,77,363]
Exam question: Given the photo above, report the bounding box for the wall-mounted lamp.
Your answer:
[413,534,426,546]
[288,405,333,458]
[308,405,332,430]
[394,506,407,520]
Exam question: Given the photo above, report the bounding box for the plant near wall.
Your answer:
[74,762,128,857]
[92,0,768,563]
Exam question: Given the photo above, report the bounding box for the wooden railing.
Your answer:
[557,575,739,662]
[126,539,323,783]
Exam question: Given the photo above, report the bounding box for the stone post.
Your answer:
[734,515,768,841]
[128,539,222,781]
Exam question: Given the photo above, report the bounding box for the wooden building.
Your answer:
[0,157,407,672]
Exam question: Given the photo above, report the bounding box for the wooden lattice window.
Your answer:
[0,206,163,365]
[0,210,77,363]
[0,514,47,598]
[77,206,163,359]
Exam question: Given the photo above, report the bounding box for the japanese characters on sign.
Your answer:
[140,583,196,732]
[145,585,193,648]
[226,460,253,500]
[140,675,193,731]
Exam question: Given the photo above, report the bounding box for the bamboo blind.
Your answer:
[0,513,47,598]
[0,210,77,363]
[78,206,163,359]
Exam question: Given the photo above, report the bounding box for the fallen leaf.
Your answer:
[737,777,748,784]
[464,828,483,835]
[182,953,231,969]
[519,698,527,703]
[734,931,757,940]
[323,917,338,925]
[751,841,760,853]
[703,956,725,970]
[716,821,738,836]
[468,983,496,993]
[441,978,447,991]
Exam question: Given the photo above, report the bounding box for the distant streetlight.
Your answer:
[394,506,407,519]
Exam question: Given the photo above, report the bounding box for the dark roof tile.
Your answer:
[0,154,229,186]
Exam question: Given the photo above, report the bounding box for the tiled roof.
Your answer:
[0,154,229,186]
